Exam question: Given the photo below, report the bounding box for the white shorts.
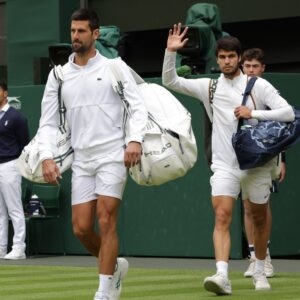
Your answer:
[210,160,274,204]
[71,147,127,205]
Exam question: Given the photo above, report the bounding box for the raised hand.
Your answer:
[167,23,189,52]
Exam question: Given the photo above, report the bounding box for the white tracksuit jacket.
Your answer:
[162,50,295,170]
[38,51,147,162]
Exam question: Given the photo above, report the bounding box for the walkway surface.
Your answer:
[1,255,300,273]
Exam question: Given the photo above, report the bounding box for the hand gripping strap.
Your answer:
[237,76,257,130]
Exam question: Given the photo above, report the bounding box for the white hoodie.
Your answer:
[38,51,147,162]
[162,50,294,169]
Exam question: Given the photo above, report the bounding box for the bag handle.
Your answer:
[237,76,257,130]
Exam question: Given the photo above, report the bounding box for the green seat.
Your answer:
[25,184,63,257]
[30,184,61,217]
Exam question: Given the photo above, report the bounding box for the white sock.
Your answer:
[254,259,265,273]
[216,261,228,277]
[98,274,113,293]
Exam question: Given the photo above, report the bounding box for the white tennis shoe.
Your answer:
[4,247,26,260]
[244,258,255,277]
[111,258,129,300]
[203,272,232,295]
[94,257,129,300]
[253,270,271,291]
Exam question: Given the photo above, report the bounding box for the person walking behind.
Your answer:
[241,47,286,278]
[37,8,147,300]
[0,79,30,260]
[162,24,294,294]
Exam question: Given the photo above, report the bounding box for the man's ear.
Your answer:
[4,91,8,98]
[94,28,100,41]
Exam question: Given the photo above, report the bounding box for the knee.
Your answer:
[72,219,93,240]
[98,212,117,236]
[215,208,232,228]
[252,214,265,227]
[72,223,85,239]
[251,212,266,232]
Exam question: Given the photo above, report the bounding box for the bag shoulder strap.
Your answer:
[109,59,167,134]
[202,78,218,166]
[53,65,67,133]
[53,65,64,84]
[237,76,257,130]
[109,58,132,119]
[209,78,218,103]
[204,78,218,123]
[241,76,257,105]
[128,67,144,85]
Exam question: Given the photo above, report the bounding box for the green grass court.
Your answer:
[0,263,300,299]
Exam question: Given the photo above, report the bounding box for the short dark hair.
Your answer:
[241,48,265,65]
[0,79,7,92]
[71,8,100,31]
[215,35,242,57]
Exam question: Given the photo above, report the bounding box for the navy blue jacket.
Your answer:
[0,107,30,163]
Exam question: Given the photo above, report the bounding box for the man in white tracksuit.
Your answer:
[162,23,294,295]
[37,8,147,300]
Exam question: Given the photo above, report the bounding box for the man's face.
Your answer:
[242,59,265,77]
[0,87,7,107]
[70,20,99,53]
[217,50,241,78]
